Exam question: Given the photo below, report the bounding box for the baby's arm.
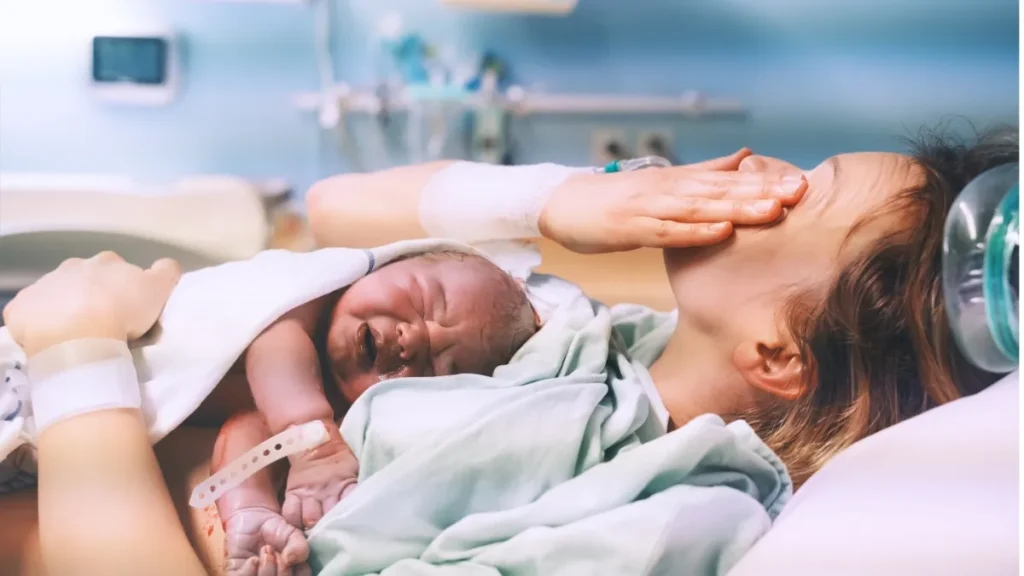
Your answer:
[245,297,334,434]
[245,297,359,530]
[212,411,309,575]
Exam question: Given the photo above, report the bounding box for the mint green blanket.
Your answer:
[307,281,792,576]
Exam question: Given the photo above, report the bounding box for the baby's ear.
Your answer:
[531,305,543,329]
[514,278,544,328]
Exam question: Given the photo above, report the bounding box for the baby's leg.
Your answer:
[213,411,310,576]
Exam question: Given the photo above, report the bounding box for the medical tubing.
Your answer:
[600,155,673,174]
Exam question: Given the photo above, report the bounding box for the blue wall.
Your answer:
[0,0,1017,196]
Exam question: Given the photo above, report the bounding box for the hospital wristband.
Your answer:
[419,161,589,242]
[26,338,141,434]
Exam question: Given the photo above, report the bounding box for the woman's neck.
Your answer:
[648,322,751,430]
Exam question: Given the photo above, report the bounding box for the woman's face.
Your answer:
[665,152,923,355]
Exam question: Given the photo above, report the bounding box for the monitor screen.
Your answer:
[92,36,168,85]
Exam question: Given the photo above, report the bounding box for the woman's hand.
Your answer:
[3,251,182,356]
[538,149,808,254]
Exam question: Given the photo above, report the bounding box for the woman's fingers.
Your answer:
[664,170,807,201]
[622,218,733,248]
[646,196,783,224]
[124,258,182,340]
[146,258,183,296]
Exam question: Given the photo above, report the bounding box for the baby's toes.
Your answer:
[261,519,309,566]
[256,546,279,576]
[254,545,307,576]
[225,556,260,576]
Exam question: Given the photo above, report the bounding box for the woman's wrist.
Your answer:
[20,324,125,359]
[27,338,142,434]
[419,162,588,242]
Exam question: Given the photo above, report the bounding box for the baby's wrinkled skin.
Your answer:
[210,253,537,575]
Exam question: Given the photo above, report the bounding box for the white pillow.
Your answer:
[727,371,1019,576]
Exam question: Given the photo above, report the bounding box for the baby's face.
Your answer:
[324,254,514,404]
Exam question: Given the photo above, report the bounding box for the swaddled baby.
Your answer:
[207,251,539,575]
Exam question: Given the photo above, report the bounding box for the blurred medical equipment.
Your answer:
[728,165,1020,576]
[297,12,744,169]
[296,84,745,167]
[943,162,1019,372]
[0,174,311,327]
[440,0,579,15]
[90,29,179,107]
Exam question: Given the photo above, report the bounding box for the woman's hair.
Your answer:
[747,123,1018,487]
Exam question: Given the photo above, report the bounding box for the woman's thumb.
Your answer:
[683,148,752,172]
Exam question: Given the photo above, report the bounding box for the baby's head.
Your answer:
[321,250,538,403]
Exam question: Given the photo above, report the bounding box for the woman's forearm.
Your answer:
[36,408,206,575]
[306,161,454,248]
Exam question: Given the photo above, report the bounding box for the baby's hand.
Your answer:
[283,438,359,529]
[224,507,311,576]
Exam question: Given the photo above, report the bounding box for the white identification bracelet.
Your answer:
[419,161,587,243]
[189,420,329,509]
[27,339,141,434]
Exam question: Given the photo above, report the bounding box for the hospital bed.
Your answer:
[0,173,312,327]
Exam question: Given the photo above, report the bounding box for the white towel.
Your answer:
[0,239,486,472]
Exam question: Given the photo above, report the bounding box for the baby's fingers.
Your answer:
[301,497,324,529]
[281,495,303,529]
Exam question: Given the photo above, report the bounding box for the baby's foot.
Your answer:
[224,507,310,576]
[282,440,359,529]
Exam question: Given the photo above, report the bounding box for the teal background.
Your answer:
[0,0,1017,196]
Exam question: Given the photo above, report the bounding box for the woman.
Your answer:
[4,128,1014,573]
[1,252,208,575]
[306,127,1016,485]
[0,158,792,574]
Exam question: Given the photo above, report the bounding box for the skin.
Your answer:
[0,253,207,575]
[215,253,529,575]
[650,152,924,428]
[0,152,922,573]
[303,151,922,431]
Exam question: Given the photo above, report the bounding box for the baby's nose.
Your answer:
[396,322,426,361]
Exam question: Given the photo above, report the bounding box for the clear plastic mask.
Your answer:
[943,162,1019,372]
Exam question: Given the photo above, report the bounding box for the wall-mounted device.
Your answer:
[90,31,179,106]
[439,0,578,15]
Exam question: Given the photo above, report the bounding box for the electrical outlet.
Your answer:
[636,129,675,159]
[590,129,632,166]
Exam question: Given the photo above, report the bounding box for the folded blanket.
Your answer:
[307,287,793,576]
[0,239,485,473]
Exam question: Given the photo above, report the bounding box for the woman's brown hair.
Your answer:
[746,124,1018,487]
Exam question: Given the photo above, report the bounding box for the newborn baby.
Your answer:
[209,251,538,575]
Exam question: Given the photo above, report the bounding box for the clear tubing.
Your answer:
[599,156,673,174]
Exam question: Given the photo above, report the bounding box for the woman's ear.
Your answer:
[733,339,806,401]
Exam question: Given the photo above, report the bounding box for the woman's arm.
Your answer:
[305,152,807,254]
[306,161,453,248]
[4,253,205,575]
[37,409,207,575]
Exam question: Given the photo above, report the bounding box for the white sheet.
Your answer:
[728,370,1019,576]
